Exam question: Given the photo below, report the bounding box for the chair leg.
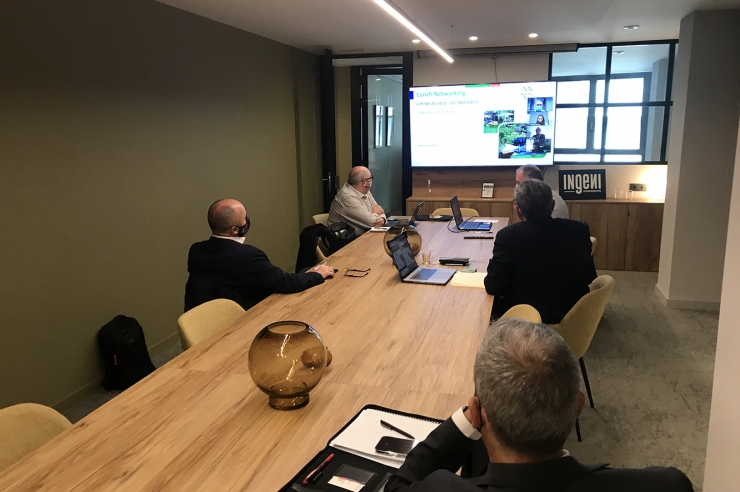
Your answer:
[575,418,582,442]
[579,357,595,409]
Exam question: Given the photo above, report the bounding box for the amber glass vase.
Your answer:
[248,321,328,410]
[383,225,423,257]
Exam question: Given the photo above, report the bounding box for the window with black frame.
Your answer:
[550,42,676,164]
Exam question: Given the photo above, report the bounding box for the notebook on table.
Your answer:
[387,233,456,286]
[450,196,492,231]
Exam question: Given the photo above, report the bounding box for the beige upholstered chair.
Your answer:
[178,299,245,350]
[500,304,542,323]
[432,207,479,218]
[550,275,614,411]
[313,213,330,262]
[590,236,597,256]
[312,213,329,226]
[0,403,72,473]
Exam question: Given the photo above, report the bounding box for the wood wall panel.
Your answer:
[413,168,518,199]
[578,204,630,270]
[626,203,664,272]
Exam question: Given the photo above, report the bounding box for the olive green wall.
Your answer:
[0,0,323,409]
[334,66,353,187]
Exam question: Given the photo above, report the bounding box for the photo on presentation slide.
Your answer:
[483,110,514,133]
[527,124,553,156]
[529,112,550,125]
[528,97,554,113]
[498,123,529,159]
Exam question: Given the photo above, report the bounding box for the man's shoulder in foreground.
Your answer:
[569,464,694,491]
[498,217,589,237]
[390,460,692,492]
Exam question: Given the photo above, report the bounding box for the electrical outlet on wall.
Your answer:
[629,183,647,192]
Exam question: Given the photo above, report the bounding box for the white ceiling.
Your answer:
[156,0,740,54]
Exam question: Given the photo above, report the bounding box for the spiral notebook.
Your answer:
[329,407,440,468]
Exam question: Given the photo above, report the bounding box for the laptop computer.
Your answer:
[386,201,424,227]
[450,196,492,231]
[387,233,456,285]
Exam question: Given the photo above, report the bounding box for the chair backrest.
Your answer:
[0,403,71,473]
[316,244,327,263]
[178,299,245,350]
[590,236,597,256]
[551,275,614,358]
[500,304,542,323]
[432,207,479,218]
[312,213,329,226]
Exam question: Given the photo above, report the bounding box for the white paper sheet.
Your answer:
[329,408,439,468]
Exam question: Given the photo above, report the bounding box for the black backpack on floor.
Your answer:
[97,315,156,390]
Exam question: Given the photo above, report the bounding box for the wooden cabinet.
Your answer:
[406,197,664,272]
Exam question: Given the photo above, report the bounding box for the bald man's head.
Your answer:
[348,166,371,185]
[207,199,247,236]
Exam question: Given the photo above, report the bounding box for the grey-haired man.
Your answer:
[386,319,693,492]
[516,164,569,219]
[485,179,596,323]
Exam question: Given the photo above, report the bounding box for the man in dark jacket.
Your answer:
[184,199,334,312]
[484,179,596,323]
[386,319,694,492]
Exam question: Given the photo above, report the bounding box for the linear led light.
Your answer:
[373,0,454,63]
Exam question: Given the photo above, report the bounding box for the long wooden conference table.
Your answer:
[0,218,508,491]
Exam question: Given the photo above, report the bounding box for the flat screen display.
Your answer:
[409,81,557,167]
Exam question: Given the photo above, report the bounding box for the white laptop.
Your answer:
[387,233,455,286]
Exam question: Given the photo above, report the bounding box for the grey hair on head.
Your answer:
[474,318,580,459]
[514,179,553,220]
[516,165,544,181]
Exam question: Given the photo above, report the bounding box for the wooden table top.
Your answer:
[0,219,507,491]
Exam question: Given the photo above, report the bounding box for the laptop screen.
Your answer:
[387,233,419,279]
[449,196,464,227]
[409,201,424,223]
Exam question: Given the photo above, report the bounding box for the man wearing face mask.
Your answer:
[184,199,334,312]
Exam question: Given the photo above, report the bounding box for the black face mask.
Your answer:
[236,216,251,237]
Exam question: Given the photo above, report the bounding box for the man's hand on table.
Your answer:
[311,265,336,279]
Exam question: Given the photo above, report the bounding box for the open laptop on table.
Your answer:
[387,232,455,285]
[450,196,492,231]
[386,201,424,227]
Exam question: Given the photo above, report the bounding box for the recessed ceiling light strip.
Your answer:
[373,0,454,63]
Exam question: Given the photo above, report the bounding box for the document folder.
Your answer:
[279,404,442,492]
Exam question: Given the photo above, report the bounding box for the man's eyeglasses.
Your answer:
[345,266,371,278]
[362,176,374,183]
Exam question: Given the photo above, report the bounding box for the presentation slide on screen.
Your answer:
[409,81,557,167]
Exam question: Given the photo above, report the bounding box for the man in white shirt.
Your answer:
[516,165,569,219]
[328,166,386,235]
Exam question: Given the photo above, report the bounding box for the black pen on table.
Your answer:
[303,453,334,485]
[380,420,416,440]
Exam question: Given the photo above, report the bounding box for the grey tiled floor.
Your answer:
[62,271,717,490]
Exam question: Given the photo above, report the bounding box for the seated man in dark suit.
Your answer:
[185,199,334,312]
[484,179,596,323]
[386,319,694,492]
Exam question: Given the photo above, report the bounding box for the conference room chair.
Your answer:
[431,207,479,218]
[590,236,597,256]
[312,213,330,262]
[0,403,72,473]
[178,299,245,350]
[549,275,615,441]
[312,213,329,226]
[500,304,542,323]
